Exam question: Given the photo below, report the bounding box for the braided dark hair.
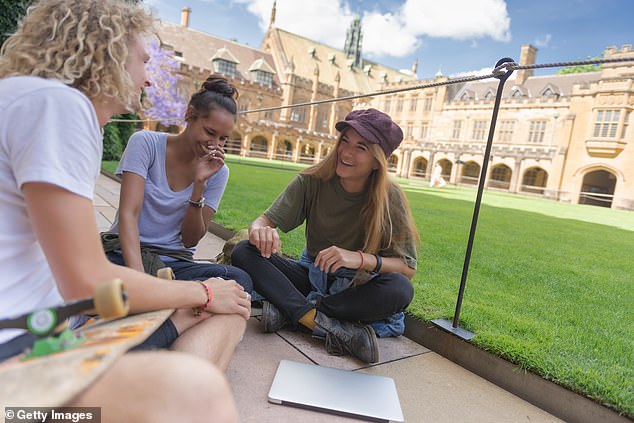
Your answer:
[186,74,239,121]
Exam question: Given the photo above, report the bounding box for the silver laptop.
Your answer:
[268,360,404,422]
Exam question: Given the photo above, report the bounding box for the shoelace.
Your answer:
[324,333,346,356]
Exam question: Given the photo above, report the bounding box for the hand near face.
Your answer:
[314,246,361,273]
[195,145,225,183]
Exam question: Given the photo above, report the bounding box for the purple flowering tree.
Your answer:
[144,39,187,127]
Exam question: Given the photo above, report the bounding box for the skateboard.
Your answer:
[0,269,175,409]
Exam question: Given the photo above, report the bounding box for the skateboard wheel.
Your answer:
[156,267,175,280]
[94,278,129,319]
[27,308,57,335]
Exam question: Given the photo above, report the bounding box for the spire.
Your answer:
[412,58,418,74]
[269,0,277,28]
[343,16,363,68]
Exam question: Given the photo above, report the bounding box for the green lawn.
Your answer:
[215,156,633,417]
[102,156,633,416]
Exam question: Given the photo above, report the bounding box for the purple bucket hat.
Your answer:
[335,108,403,157]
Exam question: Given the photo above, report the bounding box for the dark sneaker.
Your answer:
[313,312,379,363]
[261,300,289,333]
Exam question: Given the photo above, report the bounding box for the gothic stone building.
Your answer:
[154,7,633,210]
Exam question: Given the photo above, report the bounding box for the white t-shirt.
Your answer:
[0,76,102,343]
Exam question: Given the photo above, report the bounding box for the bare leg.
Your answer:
[170,310,247,371]
[70,351,237,423]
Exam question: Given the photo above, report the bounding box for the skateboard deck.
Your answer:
[0,269,176,408]
[0,309,173,407]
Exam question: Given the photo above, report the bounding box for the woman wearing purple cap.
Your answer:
[232,108,418,363]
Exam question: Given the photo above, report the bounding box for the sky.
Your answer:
[146,0,634,79]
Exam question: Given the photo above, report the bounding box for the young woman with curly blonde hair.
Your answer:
[0,1,245,421]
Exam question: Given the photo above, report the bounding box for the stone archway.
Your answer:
[460,161,480,185]
[521,167,548,194]
[579,169,617,208]
[412,157,428,178]
[276,140,293,161]
[249,136,268,158]
[226,130,242,155]
[437,159,452,179]
[488,164,512,190]
[388,155,399,173]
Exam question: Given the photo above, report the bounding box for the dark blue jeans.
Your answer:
[106,252,253,294]
[231,241,413,323]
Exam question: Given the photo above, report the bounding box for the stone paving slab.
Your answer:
[361,353,564,423]
[277,327,429,371]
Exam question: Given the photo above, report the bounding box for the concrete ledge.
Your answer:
[404,315,631,423]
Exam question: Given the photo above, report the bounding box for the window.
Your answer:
[409,97,418,112]
[384,98,391,113]
[239,99,249,112]
[253,70,273,86]
[528,120,547,143]
[406,122,413,138]
[421,122,429,140]
[213,59,237,78]
[451,120,462,140]
[396,97,404,112]
[498,120,515,143]
[593,110,620,138]
[484,90,495,100]
[290,107,306,123]
[472,120,487,140]
[424,96,433,111]
[511,89,523,98]
[317,107,329,130]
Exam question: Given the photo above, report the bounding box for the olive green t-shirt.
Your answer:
[265,174,417,269]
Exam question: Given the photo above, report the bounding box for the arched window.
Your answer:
[437,159,452,178]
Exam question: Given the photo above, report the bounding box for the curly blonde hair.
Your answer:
[0,0,154,112]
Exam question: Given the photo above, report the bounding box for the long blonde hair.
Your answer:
[302,132,419,256]
[0,0,154,112]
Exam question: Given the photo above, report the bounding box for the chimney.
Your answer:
[181,7,191,28]
[515,44,537,85]
[412,58,418,75]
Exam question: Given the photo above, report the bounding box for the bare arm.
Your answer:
[22,182,250,318]
[180,180,215,248]
[248,214,280,258]
[117,171,145,272]
[314,247,416,280]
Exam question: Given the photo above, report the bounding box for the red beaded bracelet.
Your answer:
[357,250,364,270]
[192,281,212,317]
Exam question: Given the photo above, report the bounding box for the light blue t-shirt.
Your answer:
[108,130,229,255]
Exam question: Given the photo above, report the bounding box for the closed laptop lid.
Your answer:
[268,360,404,423]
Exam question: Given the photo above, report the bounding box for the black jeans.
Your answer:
[231,241,414,323]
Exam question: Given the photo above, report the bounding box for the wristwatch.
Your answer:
[188,196,205,208]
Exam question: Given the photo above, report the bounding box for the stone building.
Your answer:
[152,5,632,210]
[380,44,634,210]
[155,6,414,164]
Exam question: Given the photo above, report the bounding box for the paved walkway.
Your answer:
[94,172,562,423]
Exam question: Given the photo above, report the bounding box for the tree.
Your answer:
[0,0,32,47]
[557,56,602,74]
[144,39,187,128]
